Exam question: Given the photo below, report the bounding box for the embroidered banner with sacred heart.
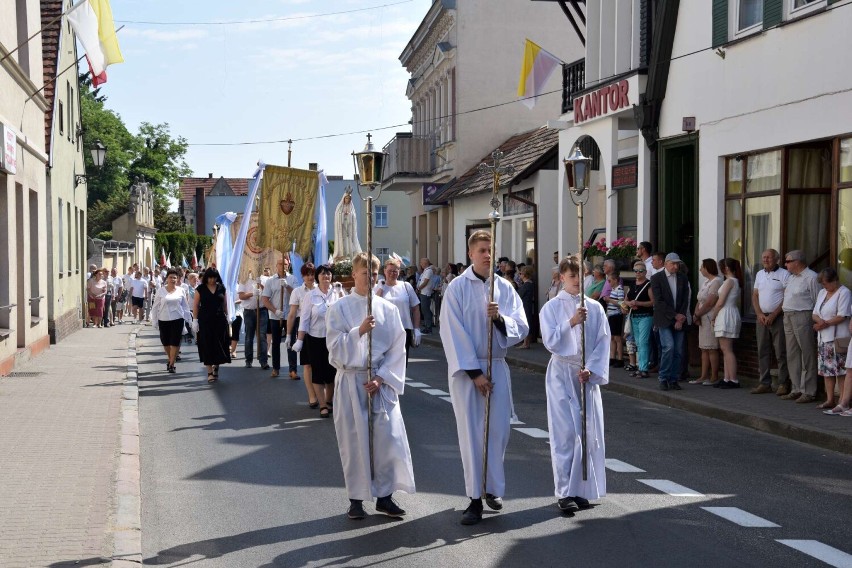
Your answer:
[257,165,318,259]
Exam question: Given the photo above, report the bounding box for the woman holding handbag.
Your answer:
[624,260,653,378]
[812,268,851,410]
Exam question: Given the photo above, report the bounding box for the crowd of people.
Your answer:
[83,235,851,525]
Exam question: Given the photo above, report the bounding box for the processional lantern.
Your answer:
[563,143,591,195]
[352,133,386,191]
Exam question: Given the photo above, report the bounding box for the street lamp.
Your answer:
[75,140,107,187]
[350,132,388,482]
[562,141,592,482]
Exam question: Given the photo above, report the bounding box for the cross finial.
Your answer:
[366,133,372,144]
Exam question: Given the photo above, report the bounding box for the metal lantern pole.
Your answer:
[352,133,387,481]
[476,150,514,498]
[564,144,592,481]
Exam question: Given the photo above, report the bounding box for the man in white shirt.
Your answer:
[238,273,267,369]
[638,241,654,275]
[751,249,790,395]
[781,250,820,403]
[440,230,529,525]
[129,270,148,322]
[261,257,297,378]
[417,258,435,334]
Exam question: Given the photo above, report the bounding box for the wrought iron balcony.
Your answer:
[562,58,585,114]
[382,133,432,181]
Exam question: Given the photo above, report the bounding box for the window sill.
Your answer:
[0,328,12,340]
[31,317,43,326]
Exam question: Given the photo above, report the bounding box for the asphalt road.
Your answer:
[138,330,852,568]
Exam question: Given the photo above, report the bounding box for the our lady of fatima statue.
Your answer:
[333,187,362,261]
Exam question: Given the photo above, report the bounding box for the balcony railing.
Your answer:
[382,133,432,181]
[562,58,585,114]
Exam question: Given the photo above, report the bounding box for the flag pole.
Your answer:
[476,150,514,498]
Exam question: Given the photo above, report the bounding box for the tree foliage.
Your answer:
[155,233,213,266]
[80,76,192,237]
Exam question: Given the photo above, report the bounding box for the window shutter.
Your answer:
[712,0,729,47]
[763,0,783,29]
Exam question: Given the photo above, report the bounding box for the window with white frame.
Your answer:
[374,205,388,228]
[375,247,389,264]
[58,198,64,274]
[738,0,763,30]
[788,0,824,19]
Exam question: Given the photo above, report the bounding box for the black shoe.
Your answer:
[460,499,483,525]
[557,497,579,513]
[571,496,591,509]
[168,365,176,374]
[375,495,406,517]
[624,364,637,372]
[713,380,724,388]
[658,382,669,391]
[484,493,503,511]
[614,360,624,368]
[669,382,682,391]
[347,500,366,520]
[719,380,741,389]
[261,364,270,370]
[245,361,253,368]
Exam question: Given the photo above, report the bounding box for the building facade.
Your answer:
[0,0,51,374]
[43,0,88,343]
[111,180,157,269]
[381,0,583,269]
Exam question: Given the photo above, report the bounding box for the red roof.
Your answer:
[179,176,251,205]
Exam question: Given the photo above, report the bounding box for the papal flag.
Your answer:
[67,0,124,87]
[517,39,562,109]
[257,166,318,259]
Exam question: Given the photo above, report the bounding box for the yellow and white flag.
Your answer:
[517,39,562,109]
[67,0,124,86]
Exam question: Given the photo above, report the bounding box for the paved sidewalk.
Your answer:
[423,333,852,455]
[0,323,139,568]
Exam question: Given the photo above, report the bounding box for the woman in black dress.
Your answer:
[192,267,231,383]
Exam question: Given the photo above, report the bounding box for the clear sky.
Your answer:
[101,0,431,180]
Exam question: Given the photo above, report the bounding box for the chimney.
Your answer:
[208,173,213,178]
[308,163,318,171]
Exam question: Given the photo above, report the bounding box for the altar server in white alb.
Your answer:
[441,230,529,525]
[326,252,415,521]
[540,255,610,513]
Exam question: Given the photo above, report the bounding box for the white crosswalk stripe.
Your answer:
[638,479,704,497]
[605,459,646,473]
[421,388,450,396]
[405,382,430,388]
[701,507,780,528]
[776,540,852,568]
[513,427,549,438]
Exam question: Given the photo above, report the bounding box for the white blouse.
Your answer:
[374,281,419,330]
[813,285,852,343]
[299,286,339,338]
[151,287,191,328]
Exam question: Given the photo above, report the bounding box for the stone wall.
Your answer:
[49,306,82,344]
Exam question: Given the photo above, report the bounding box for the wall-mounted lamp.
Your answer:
[75,140,107,187]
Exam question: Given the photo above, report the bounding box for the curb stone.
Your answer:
[110,328,142,566]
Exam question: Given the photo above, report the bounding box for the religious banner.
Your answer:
[232,212,282,284]
[257,165,318,258]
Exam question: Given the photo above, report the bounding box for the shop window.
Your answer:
[787,146,831,189]
[840,138,852,183]
[839,189,852,289]
[786,193,830,271]
[616,186,638,240]
[727,158,743,195]
[742,196,780,317]
[746,150,781,193]
[725,199,743,263]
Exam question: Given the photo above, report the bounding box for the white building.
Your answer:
[0,0,51,373]
[44,0,88,343]
[381,0,583,269]
[660,0,852,307]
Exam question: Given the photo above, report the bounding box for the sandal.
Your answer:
[817,401,836,409]
[308,400,320,409]
[213,366,219,378]
[319,406,330,418]
[207,372,216,384]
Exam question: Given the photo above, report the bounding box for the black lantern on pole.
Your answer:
[563,143,592,195]
[351,133,386,190]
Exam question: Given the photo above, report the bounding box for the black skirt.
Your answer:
[197,315,232,366]
[158,319,185,347]
[303,334,335,385]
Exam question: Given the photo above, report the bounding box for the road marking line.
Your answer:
[776,540,852,568]
[638,479,704,497]
[283,418,324,424]
[701,507,780,528]
[421,388,450,396]
[440,397,453,403]
[513,427,549,438]
[406,382,430,388]
[510,417,525,425]
[605,459,646,473]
